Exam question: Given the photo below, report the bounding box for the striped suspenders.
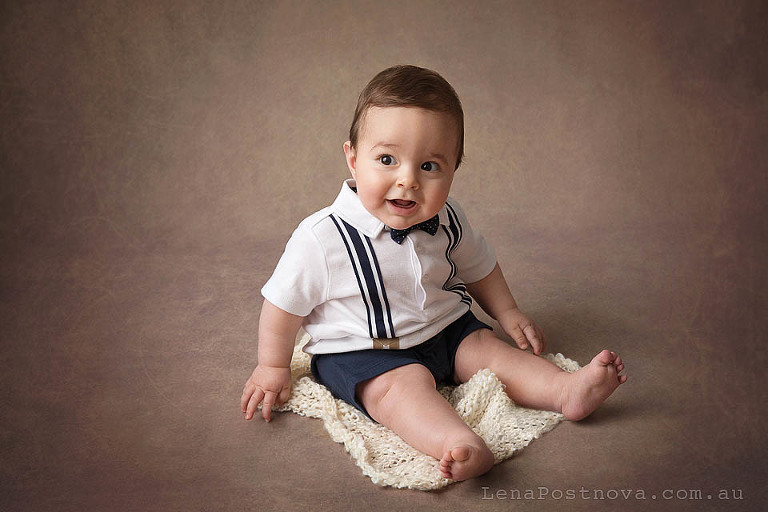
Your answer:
[442,203,472,307]
[330,215,398,348]
[330,204,472,349]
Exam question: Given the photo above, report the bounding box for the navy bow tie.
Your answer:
[388,215,440,244]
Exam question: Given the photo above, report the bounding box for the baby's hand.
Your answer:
[241,365,292,422]
[499,308,546,355]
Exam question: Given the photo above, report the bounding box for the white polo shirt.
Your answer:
[261,179,497,355]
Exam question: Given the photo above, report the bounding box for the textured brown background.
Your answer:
[2,1,767,511]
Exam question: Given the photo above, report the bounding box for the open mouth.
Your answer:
[388,199,417,209]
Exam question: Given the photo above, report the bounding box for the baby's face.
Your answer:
[344,106,459,230]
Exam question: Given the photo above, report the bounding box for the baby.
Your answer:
[241,65,627,481]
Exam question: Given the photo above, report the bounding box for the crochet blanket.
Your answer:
[275,335,580,490]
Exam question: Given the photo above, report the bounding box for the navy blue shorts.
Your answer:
[310,311,491,419]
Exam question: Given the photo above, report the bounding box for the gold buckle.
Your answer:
[373,337,400,350]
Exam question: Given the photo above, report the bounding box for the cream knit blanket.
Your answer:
[275,335,580,490]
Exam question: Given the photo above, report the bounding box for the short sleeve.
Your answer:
[261,223,328,317]
[446,199,497,284]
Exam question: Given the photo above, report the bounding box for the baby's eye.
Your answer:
[378,155,395,166]
[421,161,439,172]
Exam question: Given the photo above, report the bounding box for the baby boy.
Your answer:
[241,65,627,481]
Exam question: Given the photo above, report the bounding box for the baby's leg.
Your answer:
[357,363,494,481]
[454,329,626,420]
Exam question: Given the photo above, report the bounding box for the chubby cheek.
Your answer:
[358,187,386,211]
[426,185,451,210]
[358,177,387,201]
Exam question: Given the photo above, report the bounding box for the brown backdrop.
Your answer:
[2,1,766,510]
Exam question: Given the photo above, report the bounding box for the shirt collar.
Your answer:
[331,179,450,238]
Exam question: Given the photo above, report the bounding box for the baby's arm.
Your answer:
[241,299,305,422]
[466,263,546,354]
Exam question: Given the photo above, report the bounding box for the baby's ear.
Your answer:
[343,141,357,176]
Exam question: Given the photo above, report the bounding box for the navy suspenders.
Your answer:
[330,204,472,348]
[330,215,396,341]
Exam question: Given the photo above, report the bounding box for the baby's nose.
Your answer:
[396,167,420,189]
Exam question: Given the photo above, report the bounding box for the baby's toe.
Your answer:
[450,446,472,463]
[594,349,615,366]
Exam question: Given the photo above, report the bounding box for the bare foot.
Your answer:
[559,350,627,421]
[439,443,494,481]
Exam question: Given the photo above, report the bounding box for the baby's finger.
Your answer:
[510,326,528,350]
[277,386,291,407]
[523,325,542,354]
[240,381,255,412]
[261,391,278,422]
[245,388,265,421]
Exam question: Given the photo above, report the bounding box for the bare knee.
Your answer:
[356,364,436,421]
[453,328,498,382]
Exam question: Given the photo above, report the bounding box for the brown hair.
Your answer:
[349,65,465,169]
